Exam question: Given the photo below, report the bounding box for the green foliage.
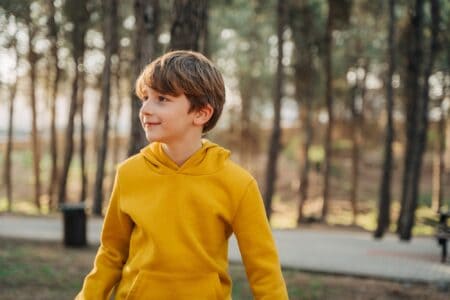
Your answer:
[210,0,276,115]
[289,0,326,106]
[0,0,31,21]
[308,145,324,163]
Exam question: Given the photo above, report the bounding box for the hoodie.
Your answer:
[77,140,288,300]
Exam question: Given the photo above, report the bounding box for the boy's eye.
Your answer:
[158,96,168,102]
[142,95,148,102]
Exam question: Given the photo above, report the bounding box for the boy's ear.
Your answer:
[193,104,214,127]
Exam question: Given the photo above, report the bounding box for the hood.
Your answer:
[140,139,231,175]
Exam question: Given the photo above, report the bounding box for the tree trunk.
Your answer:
[297,96,313,224]
[264,0,286,219]
[375,0,396,239]
[169,0,208,53]
[398,0,439,240]
[93,0,118,216]
[446,116,450,172]
[321,0,334,221]
[397,0,423,235]
[47,0,61,210]
[58,67,79,205]
[432,47,449,212]
[4,83,16,213]
[112,53,122,167]
[239,87,252,169]
[58,0,88,205]
[3,42,19,213]
[128,0,159,156]
[78,69,87,203]
[349,83,359,224]
[432,115,445,212]
[27,20,41,212]
[288,1,316,225]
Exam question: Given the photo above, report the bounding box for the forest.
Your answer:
[0,0,449,242]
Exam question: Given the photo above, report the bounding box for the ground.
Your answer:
[0,238,447,300]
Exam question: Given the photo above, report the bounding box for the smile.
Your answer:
[144,122,161,128]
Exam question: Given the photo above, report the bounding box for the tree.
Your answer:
[46,0,62,210]
[432,73,447,212]
[348,61,368,224]
[2,29,19,213]
[0,0,43,211]
[432,63,448,212]
[288,0,324,224]
[321,0,352,221]
[208,0,275,170]
[127,0,160,156]
[169,0,208,53]
[264,0,286,219]
[321,0,335,221]
[26,9,42,212]
[58,0,89,205]
[92,0,119,215]
[398,0,440,240]
[375,0,397,238]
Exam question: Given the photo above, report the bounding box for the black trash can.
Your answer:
[61,203,87,247]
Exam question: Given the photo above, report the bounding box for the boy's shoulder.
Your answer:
[115,152,147,174]
[221,158,256,184]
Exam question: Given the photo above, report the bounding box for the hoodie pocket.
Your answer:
[125,271,222,300]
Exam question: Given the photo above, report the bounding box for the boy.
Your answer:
[77,50,288,299]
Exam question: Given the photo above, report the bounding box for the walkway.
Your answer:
[0,215,448,284]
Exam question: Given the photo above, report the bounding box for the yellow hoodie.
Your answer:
[77,140,288,300]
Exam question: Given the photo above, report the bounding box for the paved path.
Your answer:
[0,215,449,284]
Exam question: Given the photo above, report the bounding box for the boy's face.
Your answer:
[139,87,200,144]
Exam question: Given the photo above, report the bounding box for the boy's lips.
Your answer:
[144,121,161,127]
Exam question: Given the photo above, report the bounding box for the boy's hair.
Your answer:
[135,50,226,133]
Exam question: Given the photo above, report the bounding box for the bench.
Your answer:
[436,211,450,263]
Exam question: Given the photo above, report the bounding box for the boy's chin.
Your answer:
[145,134,163,144]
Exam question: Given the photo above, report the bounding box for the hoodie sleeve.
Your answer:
[76,170,134,300]
[231,179,289,300]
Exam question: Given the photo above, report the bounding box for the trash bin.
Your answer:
[61,203,87,247]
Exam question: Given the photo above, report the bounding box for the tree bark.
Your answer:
[375,0,396,239]
[239,86,252,169]
[288,1,316,224]
[432,42,449,212]
[78,69,87,203]
[47,0,61,210]
[93,0,118,215]
[297,96,313,224]
[321,0,334,221]
[264,0,286,219]
[169,0,208,53]
[26,19,41,212]
[58,67,79,205]
[349,82,359,224]
[397,0,423,236]
[432,115,445,212]
[128,0,159,156]
[112,52,122,167]
[58,0,88,205]
[3,41,19,213]
[398,0,439,240]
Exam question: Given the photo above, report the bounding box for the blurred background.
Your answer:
[0,0,449,240]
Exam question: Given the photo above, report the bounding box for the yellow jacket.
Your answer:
[77,140,288,299]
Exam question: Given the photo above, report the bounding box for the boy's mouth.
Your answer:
[144,121,161,127]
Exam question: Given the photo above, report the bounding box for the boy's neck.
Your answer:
[161,138,203,167]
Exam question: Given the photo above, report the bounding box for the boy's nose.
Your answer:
[140,100,154,115]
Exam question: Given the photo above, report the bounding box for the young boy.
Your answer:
[77,50,288,299]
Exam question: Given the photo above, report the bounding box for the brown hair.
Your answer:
[135,50,225,133]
